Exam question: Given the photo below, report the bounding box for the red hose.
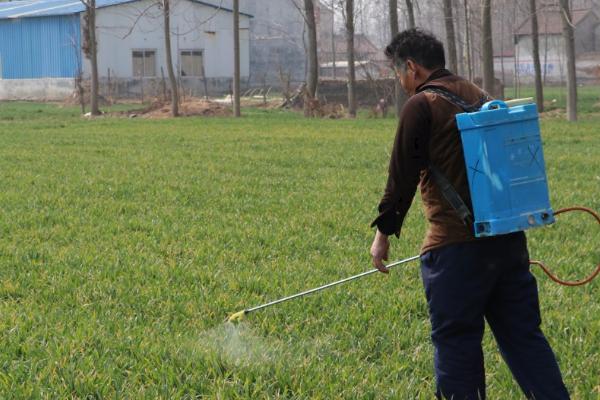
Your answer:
[529,207,600,287]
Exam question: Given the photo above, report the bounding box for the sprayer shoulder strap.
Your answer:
[420,86,484,229]
[429,165,474,228]
[421,86,489,113]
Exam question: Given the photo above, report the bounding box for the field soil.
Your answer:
[128,98,232,118]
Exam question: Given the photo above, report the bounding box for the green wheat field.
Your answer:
[0,93,598,398]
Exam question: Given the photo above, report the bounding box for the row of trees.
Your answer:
[81,0,579,121]
[283,0,579,121]
[292,0,407,118]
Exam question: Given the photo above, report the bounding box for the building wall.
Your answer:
[85,0,250,80]
[0,15,81,79]
[574,12,600,54]
[0,78,75,100]
[318,78,394,106]
[316,1,334,50]
[514,35,566,84]
[506,11,600,85]
[242,0,306,85]
[500,31,600,86]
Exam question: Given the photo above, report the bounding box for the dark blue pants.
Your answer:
[420,232,569,399]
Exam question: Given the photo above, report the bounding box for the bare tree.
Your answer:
[443,0,458,73]
[330,0,337,79]
[463,0,473,80]
[389,0,403,117]
[389,0,406,118]
[481,0,494,94]
[405,0,415,29]
[559,0,577,121]
[233,0,241,117]
[346,0,357,117]
[529,0,544,111]
[389,0,399,46]
[162,0,179,117]
[543,8,549,85]
[498,0,506,86]
[81,0,100,115]
[303,0,319,117]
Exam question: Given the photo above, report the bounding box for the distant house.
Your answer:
[497,7,600,85]
[320,60,384,80]
[0,0,252,100]
[318,33,386,80]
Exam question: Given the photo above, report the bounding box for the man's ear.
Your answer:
[406,59,417,74]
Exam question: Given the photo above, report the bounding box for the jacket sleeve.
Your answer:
[370,93,432,236]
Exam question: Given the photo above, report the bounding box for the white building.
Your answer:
[495,7,600,86]
[0,0,251,100]
[93,0,250,81]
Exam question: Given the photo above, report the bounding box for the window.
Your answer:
[132,50,156,77]
[180,50,204,77]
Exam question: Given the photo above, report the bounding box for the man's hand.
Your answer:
[370,230,390,273]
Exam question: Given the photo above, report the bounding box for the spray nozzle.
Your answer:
[226,310,247,323]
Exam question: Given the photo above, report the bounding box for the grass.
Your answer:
[0,97,598,399]
[505,85,600,114]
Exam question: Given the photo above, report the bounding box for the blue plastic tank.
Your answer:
[456,100,555,237]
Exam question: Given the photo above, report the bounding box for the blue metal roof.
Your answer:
[0,0,131,19]
[0,0,252,20]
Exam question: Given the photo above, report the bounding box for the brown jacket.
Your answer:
[371,69,490,254]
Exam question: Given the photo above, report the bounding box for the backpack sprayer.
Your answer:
[227,97,599,323]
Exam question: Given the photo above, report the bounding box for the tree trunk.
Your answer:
[163,0,179,117]
[514,36,520,98]
[543,14,549,84]
[500,9,506,87]
[513,2,519,98]
[389,0,404,118]
[303,0,318,117]
[346,0,357,117]
[86,0,100,116]
[443,0,458,73]
[331,0,336,80]
[391,0,411,117]
[233,0,241,117]
[529,0,544,112]
[559,0,577,121]
[464,0,473,81]
[481,0,494,95]
[389,0,398,48]
[405,0,415,29]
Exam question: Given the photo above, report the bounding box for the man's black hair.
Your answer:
[385,28,446,70]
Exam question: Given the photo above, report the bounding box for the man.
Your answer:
[369,29,569,399]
